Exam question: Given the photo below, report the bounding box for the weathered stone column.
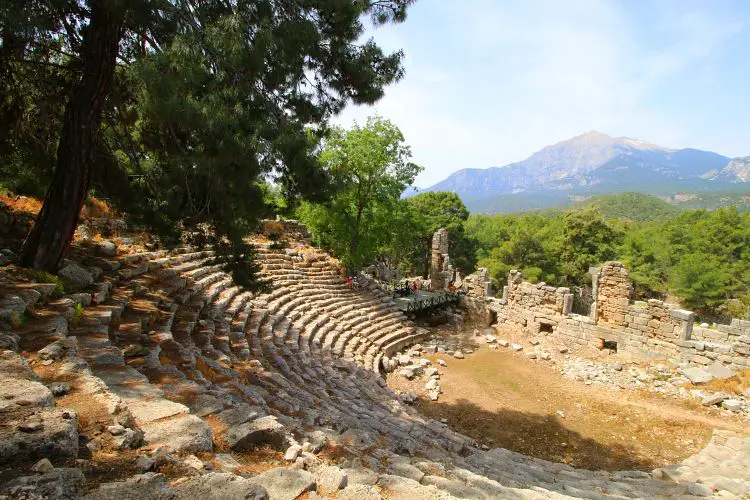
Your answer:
[429,228,449,291]
[669,308,695,340]
[594,262,633,327]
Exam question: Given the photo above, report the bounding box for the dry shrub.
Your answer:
[700,369,750,396]
[318,442,356,464]
[231,445,284,474]
[262,220,286,238]
[81,196,113,219]
[0,193,42,215]
[204,414,230,451]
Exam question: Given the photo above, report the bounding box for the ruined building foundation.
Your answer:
[463,261,750,370]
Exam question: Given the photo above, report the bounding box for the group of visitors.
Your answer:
[345,275,360,289]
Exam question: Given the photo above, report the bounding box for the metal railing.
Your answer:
[403,290,462,313]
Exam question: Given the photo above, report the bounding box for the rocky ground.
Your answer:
[385,318,750,494]
[388,318,750,418]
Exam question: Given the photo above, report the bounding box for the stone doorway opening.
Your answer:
[539,322,553,334]
[602,339,618,352]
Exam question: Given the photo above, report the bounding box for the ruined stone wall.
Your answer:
[592,262,632,327]
[691,319,750,344]
[478,269,574,336]
[462,268,492,298]
[474,263,750,370]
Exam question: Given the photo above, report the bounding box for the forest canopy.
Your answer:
[0,0,415,288]
[465,197,750,319]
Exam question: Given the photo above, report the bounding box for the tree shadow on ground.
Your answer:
[418,397,665,472]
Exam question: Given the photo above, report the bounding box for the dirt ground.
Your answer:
[389,341,750,471]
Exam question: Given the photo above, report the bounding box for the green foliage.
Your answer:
[466,203,750,315]
[469,213,561,287]
[1,0,415,286]
[9,311,27,329]
[559,208,623,284]
[669,253,730,313]
[580,193,679,221]
[618,225,667,298]
[297,117,422,270]
[70,303,84,326]
[23,269,65,298]
[725,293,750,320]
[389,192,473,276]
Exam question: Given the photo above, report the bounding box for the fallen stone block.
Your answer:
[0,408,78,463]
[0,377,54,410]
[2,467,85,500]
[284,444,302,461]
[316,465,348,495]
[681,367,714,385]
[721,399,743,412]
[704,363,734,380]
[174,473,268,499]
[336,483,381,500]
[58,263,94,288]
[226,415,287,451]
[141,414,212,453]
[85,472,178,500]
[249,467,314,500]
[701,393,726,407]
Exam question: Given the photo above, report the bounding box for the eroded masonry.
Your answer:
[464,261,750,369]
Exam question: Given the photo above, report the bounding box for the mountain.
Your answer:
[422,131,749,212]
[707,157,750,183]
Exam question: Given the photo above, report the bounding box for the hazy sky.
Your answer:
[334,0,750,187]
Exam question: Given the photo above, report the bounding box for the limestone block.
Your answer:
[705,363,734,380]
[681,367,713,384]
[225,415,287,451]
[249,468,314,500]
[175,472,268,500]
[58,262,94,288]
[0,408,78,462]
[142,414,212,453]
[668,308,695,322]
[2,467,85,499]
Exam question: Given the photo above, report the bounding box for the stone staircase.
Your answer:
[2,239,749,498]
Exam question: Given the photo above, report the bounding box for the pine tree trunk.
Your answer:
[19,2,124,271]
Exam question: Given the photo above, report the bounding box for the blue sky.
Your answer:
[334,0,750,187]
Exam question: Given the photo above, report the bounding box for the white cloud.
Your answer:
[335,0,748,186]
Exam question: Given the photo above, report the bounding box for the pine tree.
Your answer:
[2,0,415,288]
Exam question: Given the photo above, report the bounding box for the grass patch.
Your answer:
[23,268,65,298]
[70,303,85,326]
[699,370,750,396]
[10,311,28,328]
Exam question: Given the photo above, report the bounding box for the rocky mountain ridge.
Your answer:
[420,131,750,211]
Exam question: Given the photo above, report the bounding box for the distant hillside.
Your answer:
[420,131,749,213]
[466,189,750,216]
[662,190,750,211]
[577,193,679,221]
